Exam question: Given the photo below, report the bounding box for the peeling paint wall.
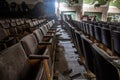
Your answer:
[59,0,83,21]
[83,6,108,21]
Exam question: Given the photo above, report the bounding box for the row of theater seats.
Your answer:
[70,20,120,56]
[0,18,48,51]
[65,20,120,80]
[0,19,57,80]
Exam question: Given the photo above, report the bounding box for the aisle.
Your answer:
[54,25,87,80]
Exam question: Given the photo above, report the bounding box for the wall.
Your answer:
[108,6,120,13]
[6,0,43,9]
[83,0,120,22]
[83,4,109,21]
[58,0,83,21]
[0,0,55,18]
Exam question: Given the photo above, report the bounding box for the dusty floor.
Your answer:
[54,25,87,80]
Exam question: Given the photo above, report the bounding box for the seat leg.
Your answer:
[44,59,51,80]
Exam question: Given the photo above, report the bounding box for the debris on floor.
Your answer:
[54,25,87,80]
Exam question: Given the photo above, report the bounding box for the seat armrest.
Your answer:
[51,29,57,32]
[44,35,53,38]
[50,28,56,30]
[110,56,119,60]
[48,31,55,33]
[29,55,49,59]
[51,27,57,29]
[39,42,52,45]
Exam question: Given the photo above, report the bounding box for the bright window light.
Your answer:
[59,2,66,11]
[55,2,58,8]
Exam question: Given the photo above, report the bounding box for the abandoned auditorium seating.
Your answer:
[39,24,55,37]
[112,30,120,56]
[81,35,95,74]
[101,28,112,49]
[33,29,47,43]
[0,43,49,80]
[1,20,24,40]
[92,44,119,80]
[32,29,55,62]
[39,24,56,47]
[64,21,78,50]
[33,29,54,50]
[65,20,120,80]
[94,26,102,43]
[0,26,17,51]
[20,33,54,80]
[89,24,95,39]
[74,31,84,57]
[20,33,52,57]
[21,20,56,78]
[0,17,57,80]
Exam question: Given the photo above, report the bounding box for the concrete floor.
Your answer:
[54,25,87,80]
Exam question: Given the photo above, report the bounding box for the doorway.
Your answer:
[62,11,77,20]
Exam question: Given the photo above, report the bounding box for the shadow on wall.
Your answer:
[0,0,55,18]
[30,2,45,18]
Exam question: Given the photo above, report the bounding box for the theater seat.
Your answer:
[0,27,17,50]
[89,24,95,38]
[33,29,54,55]
[0,43,49,80]
[20,34,49,56]
[102,24,109,28]
[101,28,112,49]
[92,44,119,80]
[40,25,55,36]
[28,21,37,32]
[48,20,57,29]
[20,34,52,79]
[94,26,102,42]
[109,25,117,31]
[112,30,120,56]
[39,25,56,46]
[117,27,120,31]
[33,29,52,43]
[81,35,95,74]
[85,23,90,35]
